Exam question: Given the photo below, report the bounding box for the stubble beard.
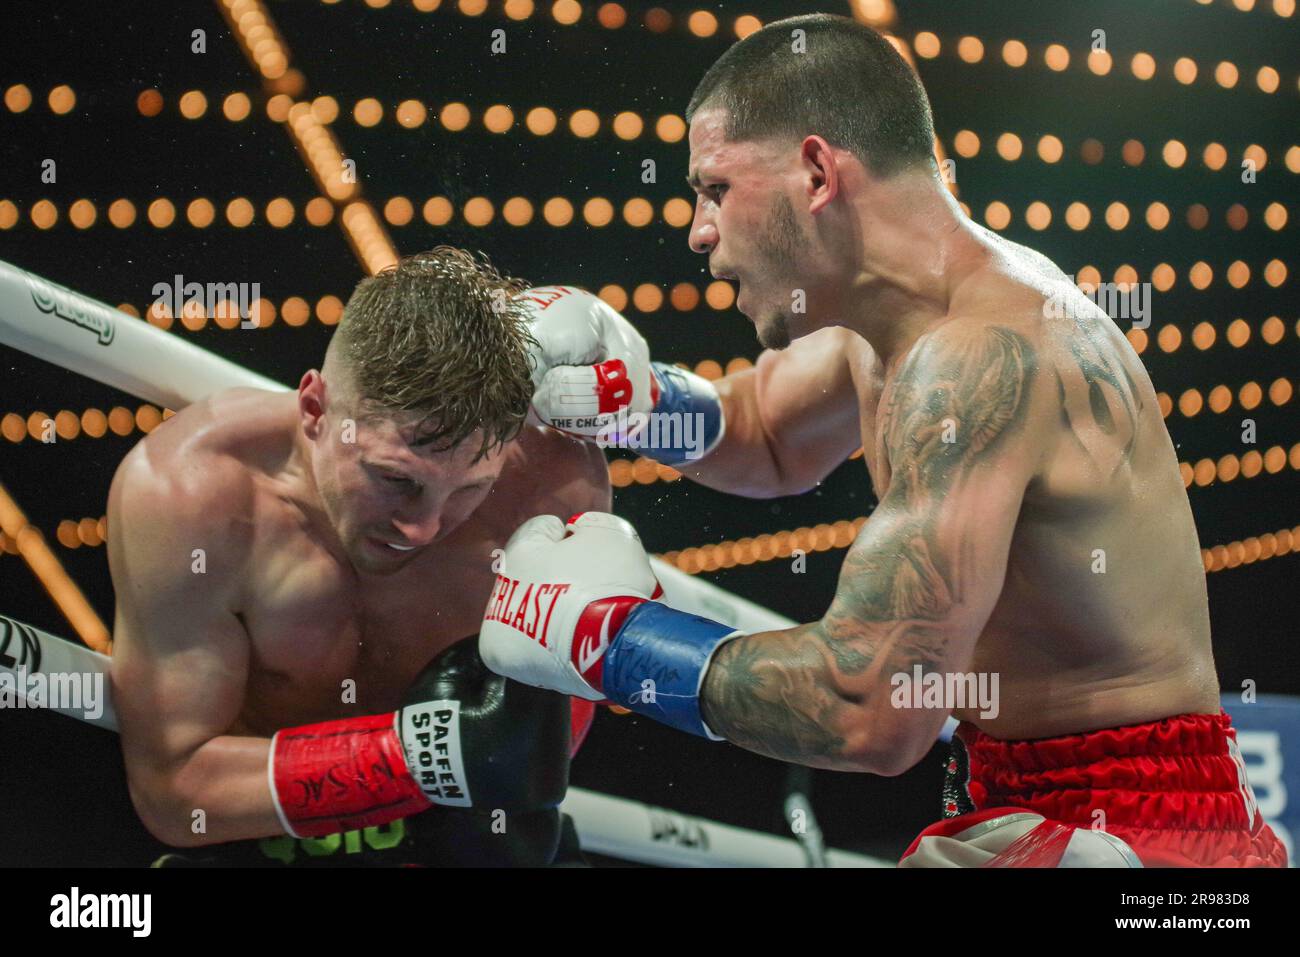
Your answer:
[751,192,804,351]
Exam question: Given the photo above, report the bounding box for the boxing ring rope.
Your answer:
[0,256,891,867]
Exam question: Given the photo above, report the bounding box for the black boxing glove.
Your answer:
[269,635,572,846]
[400,634,570,812]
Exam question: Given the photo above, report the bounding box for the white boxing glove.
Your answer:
[478,512,661,701]
[516,286,655,443]
[479,512,743,739]
[516,286,726,464]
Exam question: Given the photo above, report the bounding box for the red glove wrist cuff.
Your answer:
[270,712,432,839]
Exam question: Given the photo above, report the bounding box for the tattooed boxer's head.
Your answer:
[685,14,938,350]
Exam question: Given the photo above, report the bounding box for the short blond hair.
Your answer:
[330,247,535,459]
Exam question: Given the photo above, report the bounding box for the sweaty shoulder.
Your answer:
[488,425,612,521]
[107,392,267,611]
[952,257,1150,497]
[904,305,1044,382]
[882,307,1053,489]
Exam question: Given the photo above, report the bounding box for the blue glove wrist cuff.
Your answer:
[647,362,725,466]
[603,601,739,740]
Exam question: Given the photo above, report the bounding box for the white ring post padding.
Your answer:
[0,257,284,410]
[1,618,890,867]
[0,613,117,730]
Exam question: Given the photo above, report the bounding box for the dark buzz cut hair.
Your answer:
[329,246,536,460]
[685,13,937,178]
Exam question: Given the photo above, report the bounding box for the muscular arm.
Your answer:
[108,446,283,847]
[675,327,866,498]
[700,322,1043,773]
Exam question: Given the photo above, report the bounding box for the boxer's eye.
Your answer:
[382,474,420,492]
[452,481,491,499]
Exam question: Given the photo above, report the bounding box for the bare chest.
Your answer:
[236,525,500,732]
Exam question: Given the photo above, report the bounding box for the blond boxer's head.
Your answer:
[299,247,535,573]
[685,13,937,349]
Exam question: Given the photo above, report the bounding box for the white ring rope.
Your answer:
[0,258,283,409]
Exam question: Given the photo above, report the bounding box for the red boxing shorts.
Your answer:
[901,711,1288,867]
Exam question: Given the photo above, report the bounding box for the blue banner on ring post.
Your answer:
[1222,693,1300,866]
